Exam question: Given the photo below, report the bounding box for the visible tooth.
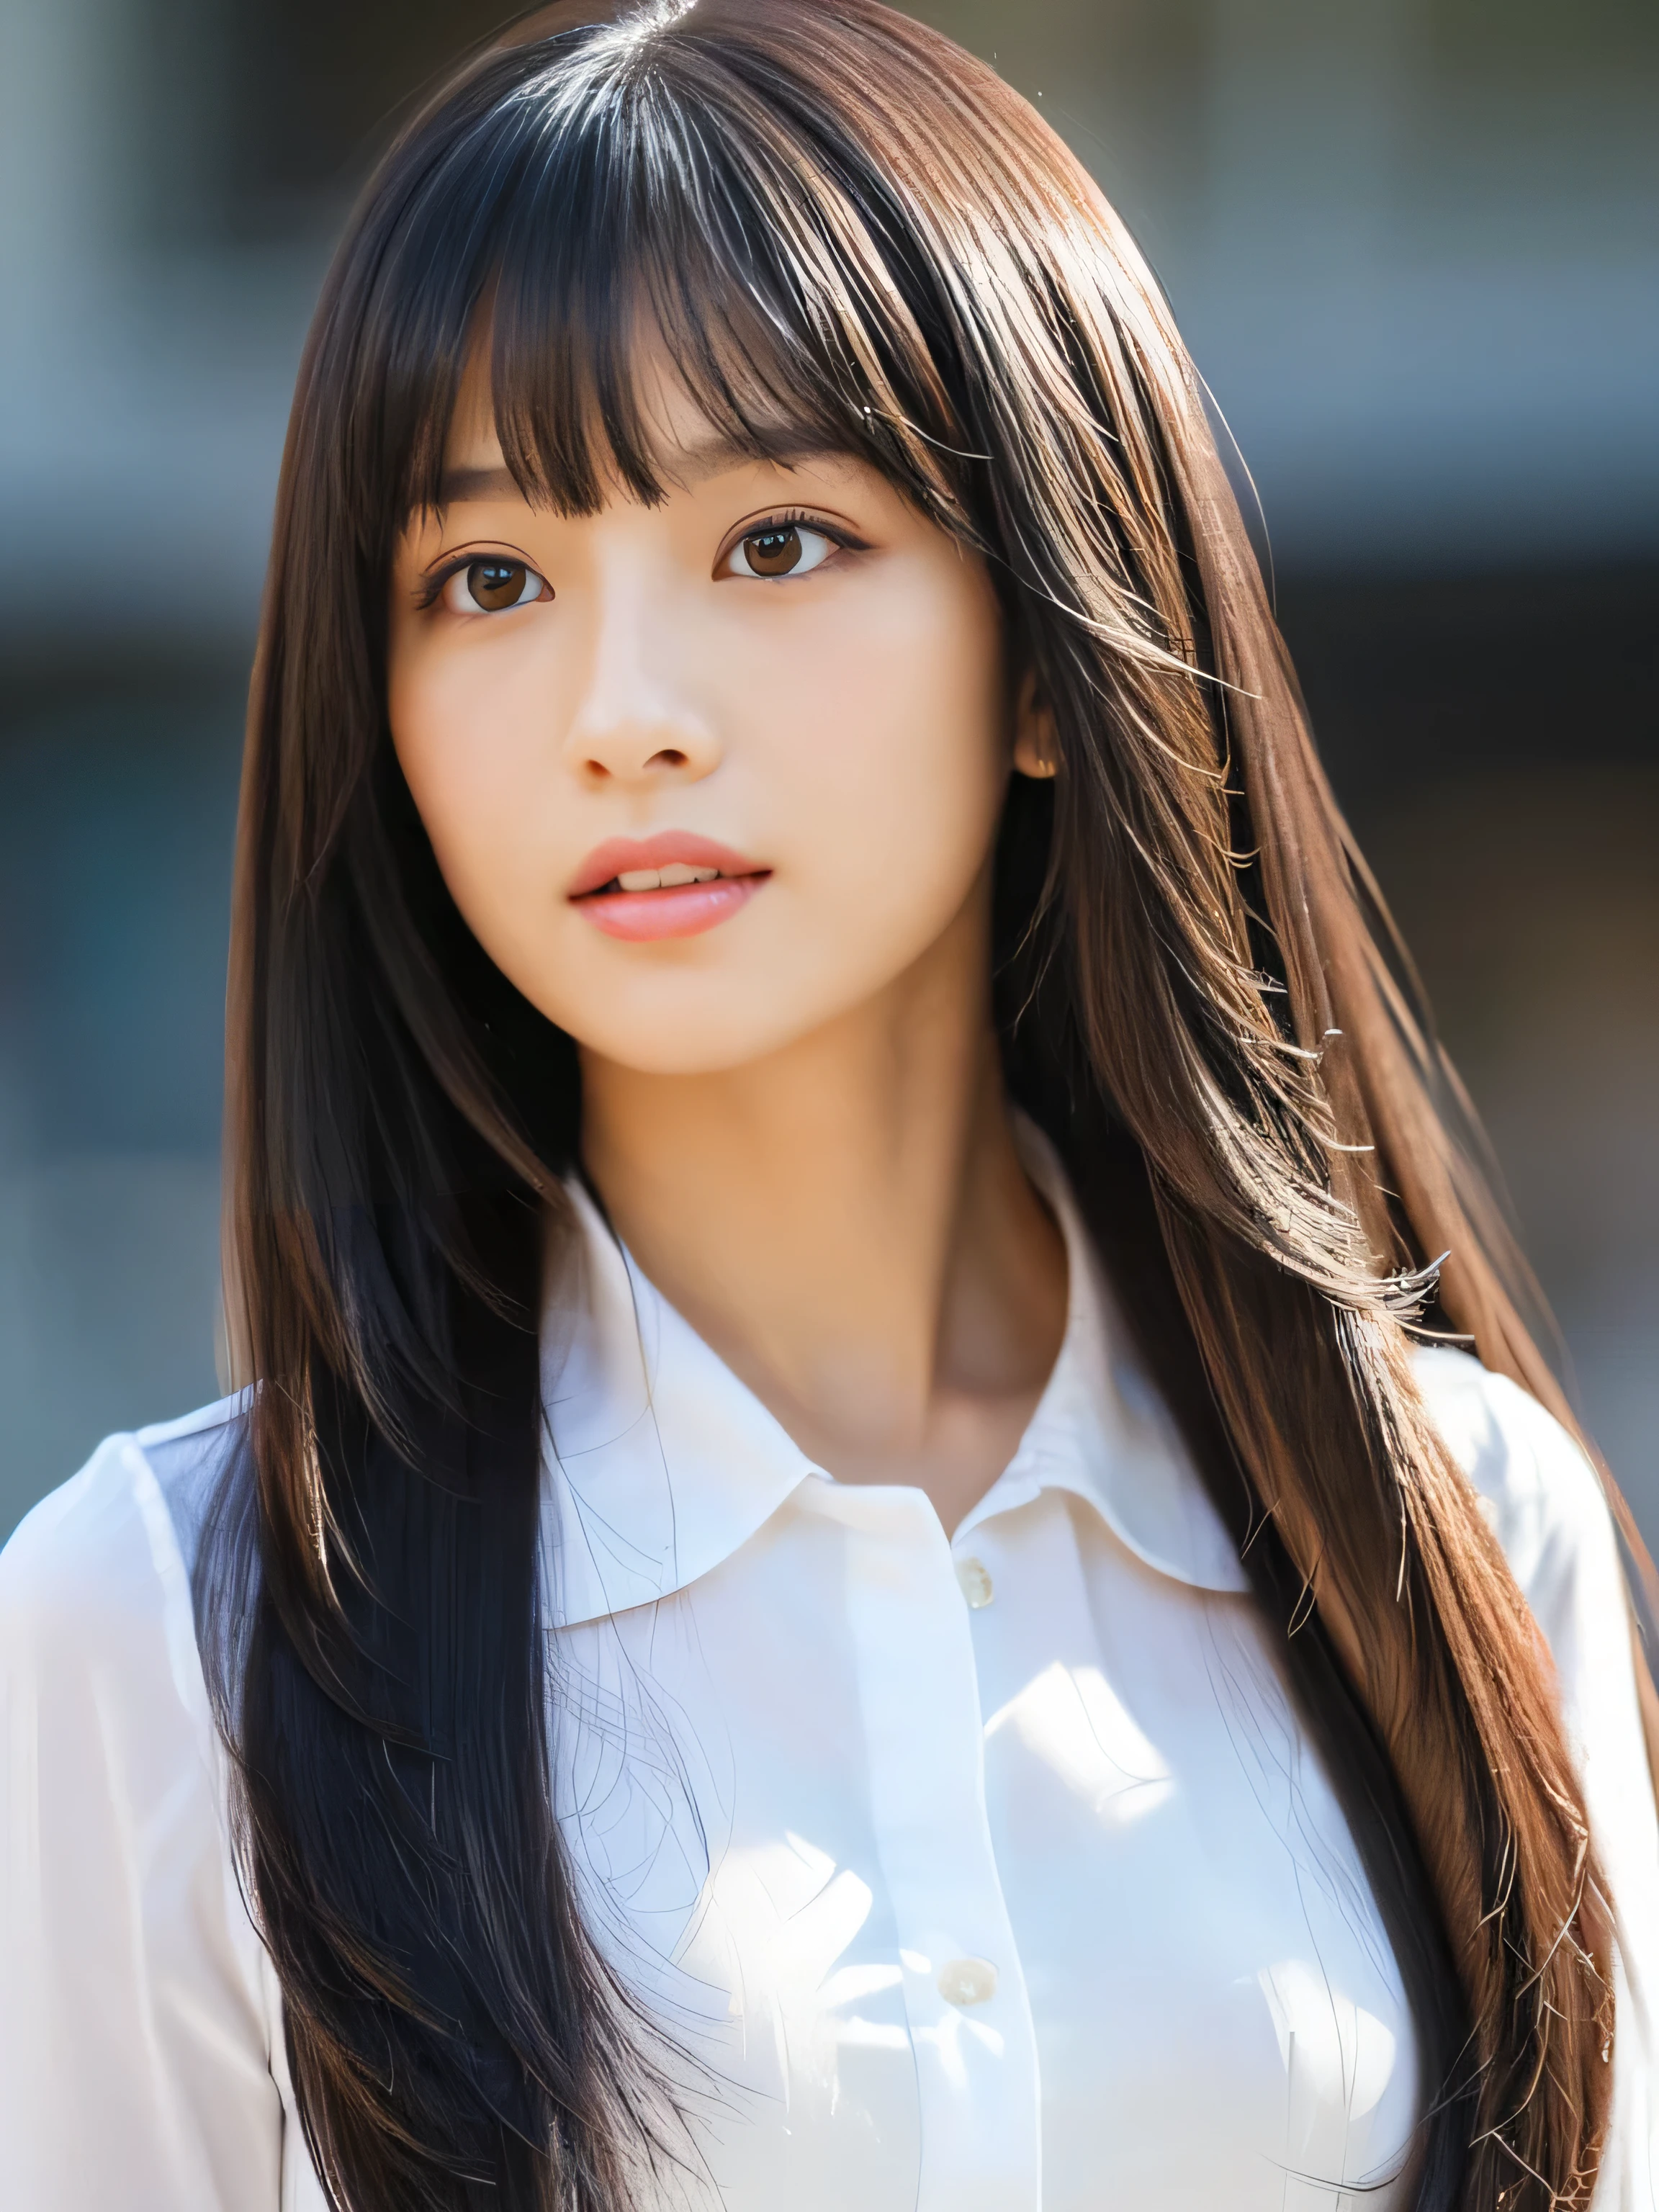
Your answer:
[690,866,720,882]
[657,862,699,887]
[617,868,661,891]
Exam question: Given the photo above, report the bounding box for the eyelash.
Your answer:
[727,508,867,565]
[415,508,870,609]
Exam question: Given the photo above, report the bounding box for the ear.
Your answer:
[1012,667,1058,780]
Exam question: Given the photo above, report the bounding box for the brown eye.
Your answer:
[742,526,802,577]
[724,521,836,581]
[441,558,547,613]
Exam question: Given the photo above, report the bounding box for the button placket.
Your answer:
[822,1485,1041,2212]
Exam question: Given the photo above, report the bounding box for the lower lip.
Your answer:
[572,873,768,942]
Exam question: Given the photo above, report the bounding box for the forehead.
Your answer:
[439,330,855,503]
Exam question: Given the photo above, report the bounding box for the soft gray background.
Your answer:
[1,0,1655,1541]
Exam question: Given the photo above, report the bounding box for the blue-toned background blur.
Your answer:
[1,0,1655,1539]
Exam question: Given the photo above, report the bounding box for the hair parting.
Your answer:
[205,4,1651,2206]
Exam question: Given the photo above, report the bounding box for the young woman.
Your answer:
[2,3,1655,2207]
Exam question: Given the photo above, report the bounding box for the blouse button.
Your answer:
[955,1555,994,1609]
[937,1956,999,2008]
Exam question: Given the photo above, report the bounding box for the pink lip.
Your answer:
[568,832,771,943]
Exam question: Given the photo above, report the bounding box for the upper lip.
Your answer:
[567,832,769,899]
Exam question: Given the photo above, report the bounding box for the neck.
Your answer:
[578,901,1066,1523]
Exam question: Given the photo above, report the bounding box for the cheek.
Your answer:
[767,561,1008,930]
[387,643,553,930]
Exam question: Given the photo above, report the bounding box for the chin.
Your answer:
[564,1003,825,1079]
[562,966,904,1077]
[549,927,953,1078]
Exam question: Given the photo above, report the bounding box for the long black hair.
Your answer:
[207,4,1633,2205]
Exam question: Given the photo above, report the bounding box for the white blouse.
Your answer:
[2,1141,1656,2211]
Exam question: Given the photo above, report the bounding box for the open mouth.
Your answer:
[570,838,770,942]
[602,862,729,892]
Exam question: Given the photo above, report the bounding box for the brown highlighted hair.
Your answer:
[212,2,1654,2206]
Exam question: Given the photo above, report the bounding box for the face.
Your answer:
[387,355,1048,1076]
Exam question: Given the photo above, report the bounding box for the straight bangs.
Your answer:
[367,16,984,559]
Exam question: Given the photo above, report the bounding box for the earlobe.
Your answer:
[1012,670,1058,780]
[1015,743,1058,781]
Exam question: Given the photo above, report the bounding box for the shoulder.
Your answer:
[1411,1344,1652,1820]
[1414,1349,1659,2172]
[1410,1344,1612,1606]
[0,1401,284,2198]
[0,1393,247,1705]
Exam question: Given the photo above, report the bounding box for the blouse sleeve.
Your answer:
[0,1431,287,2211]
[1416,1346,1659,2208]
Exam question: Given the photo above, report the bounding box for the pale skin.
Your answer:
[388,356,1066,1531]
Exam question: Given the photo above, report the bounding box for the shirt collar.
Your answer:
[956,1120,1247,1593]
[540,1123,1246,1627]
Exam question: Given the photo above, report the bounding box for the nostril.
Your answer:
[647,748,689,770]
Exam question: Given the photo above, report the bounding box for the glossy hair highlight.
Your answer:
[212,4,1652,2206]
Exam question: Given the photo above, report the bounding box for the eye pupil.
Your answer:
[743,526,802,577]
[468,559,529,610]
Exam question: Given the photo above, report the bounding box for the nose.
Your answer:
[562,577,721,789]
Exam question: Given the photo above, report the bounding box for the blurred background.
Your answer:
[0,0,1654,1543]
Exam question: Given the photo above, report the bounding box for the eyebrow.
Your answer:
[665,428,845,484]
[434,431,847,508]
[436,464,523,505]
